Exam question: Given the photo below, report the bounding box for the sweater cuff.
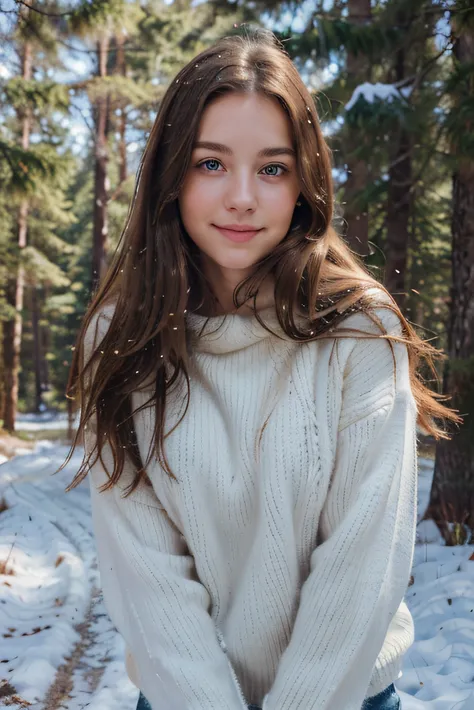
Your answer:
[366,601,414,697]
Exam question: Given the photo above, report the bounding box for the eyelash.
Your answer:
[196,159,289,177]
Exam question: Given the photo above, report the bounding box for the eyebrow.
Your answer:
[193,141,296,158]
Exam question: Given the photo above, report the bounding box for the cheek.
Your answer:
[264,180,299,211]
[178,184,215,249]
[266,192,298,230]
[180,178,216,219]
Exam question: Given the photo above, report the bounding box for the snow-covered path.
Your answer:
[1,444,474,709]
[0,443,138,709]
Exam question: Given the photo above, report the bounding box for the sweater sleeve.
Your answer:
[84,309,248,710]
[262,308,418,710]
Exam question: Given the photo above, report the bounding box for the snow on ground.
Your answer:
[0,442,138,709]
[14,412,76,432]
[1,436,474,709]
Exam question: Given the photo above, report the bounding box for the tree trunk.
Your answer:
[41,284,50,393]
[2,34,32,432]
[116,33,127,185]
[91,34,111,295]
[406,195,424,327]
[425,25,474,544]
[31,284,43,413]
[2,289,16,431]
[343,0,371,257]
[384,47,412,309]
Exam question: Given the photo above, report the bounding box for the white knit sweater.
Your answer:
[85,297,417,710]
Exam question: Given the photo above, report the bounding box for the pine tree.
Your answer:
[277,1,455,333]
[0,0,73,428]
[67,0,130,293]
[2,3,34,431]
[426,0,474,543]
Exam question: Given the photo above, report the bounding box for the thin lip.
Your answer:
[213,224,263,232]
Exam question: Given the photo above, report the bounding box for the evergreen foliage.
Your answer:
[0,0,472,497]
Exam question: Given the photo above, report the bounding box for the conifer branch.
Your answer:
[13,0,72,18]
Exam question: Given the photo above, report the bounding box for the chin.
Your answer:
[210,250,260,272]
[217,258,260,273]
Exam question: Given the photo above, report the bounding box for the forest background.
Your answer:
[0,0,473,543]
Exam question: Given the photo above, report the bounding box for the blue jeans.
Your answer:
[362,683,401,709]
[137,683,400,709]
[136,693,152,710]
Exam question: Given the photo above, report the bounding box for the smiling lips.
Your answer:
[213,224,263,243]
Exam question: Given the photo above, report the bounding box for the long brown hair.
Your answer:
[61,27,460,497]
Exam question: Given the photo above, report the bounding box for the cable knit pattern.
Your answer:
[85,295,417,710]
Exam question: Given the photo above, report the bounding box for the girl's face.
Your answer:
[179,92,301,288]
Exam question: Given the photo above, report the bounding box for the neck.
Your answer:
[202,261,275,316]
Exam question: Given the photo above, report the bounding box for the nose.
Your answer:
[224,170,257,212]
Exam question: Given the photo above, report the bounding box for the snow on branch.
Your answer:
[345,82,412,111]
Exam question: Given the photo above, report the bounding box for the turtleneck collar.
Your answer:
[186,308,290,355]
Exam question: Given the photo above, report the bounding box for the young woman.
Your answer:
[63,28,458,710]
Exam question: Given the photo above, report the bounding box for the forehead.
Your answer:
[197,92,293,146]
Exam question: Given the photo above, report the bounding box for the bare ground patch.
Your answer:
[40,586,107,710]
